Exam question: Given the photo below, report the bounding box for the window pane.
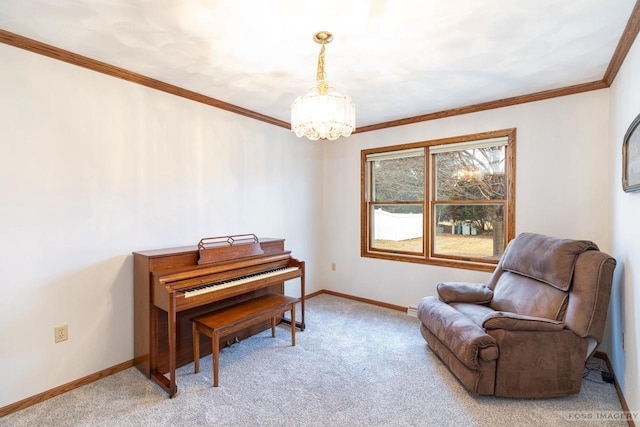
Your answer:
[435,146,505,201]
[433,204,505,259]
[372,153,425,202]
[371,204,423,253]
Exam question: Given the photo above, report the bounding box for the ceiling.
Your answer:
[0,1,637,129]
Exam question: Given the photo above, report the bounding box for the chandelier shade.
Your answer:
[291,31,355,141]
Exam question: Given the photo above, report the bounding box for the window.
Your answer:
[361,129,515,271]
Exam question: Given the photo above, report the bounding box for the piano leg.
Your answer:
[298,261,306,330]
[168,293,177,397]
[150,294,178,397]
[281,263,306,330]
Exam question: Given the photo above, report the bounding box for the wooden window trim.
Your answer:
[361,128,516,272]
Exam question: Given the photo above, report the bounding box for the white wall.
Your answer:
[322,89,611,309]
[608,34,640,413]
[0,43,323,408]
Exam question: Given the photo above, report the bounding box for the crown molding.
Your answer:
[355,80,608,134]
[604,0,640,86]
[0,29,290,130]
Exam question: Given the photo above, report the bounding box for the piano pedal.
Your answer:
[225,337,241,348]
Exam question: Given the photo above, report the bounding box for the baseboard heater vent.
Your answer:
[407,306,418,317]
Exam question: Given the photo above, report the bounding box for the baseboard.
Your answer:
[593,351,634,427]
[0,359,134,418]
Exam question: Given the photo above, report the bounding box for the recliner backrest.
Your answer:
[489,271,568,319]
[487,233,602,322]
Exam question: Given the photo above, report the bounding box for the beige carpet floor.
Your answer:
[1,294,627,426]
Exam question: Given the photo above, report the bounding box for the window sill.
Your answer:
[361,251,496,272]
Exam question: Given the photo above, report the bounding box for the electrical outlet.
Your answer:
[331,263,336,271]
[54,325,68,343]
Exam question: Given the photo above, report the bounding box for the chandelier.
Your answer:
[291,31,355,141]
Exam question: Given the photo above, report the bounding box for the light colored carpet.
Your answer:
[1,294,626,426]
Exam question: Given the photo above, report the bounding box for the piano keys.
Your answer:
[183,266,300,298]
[133,235,305,397]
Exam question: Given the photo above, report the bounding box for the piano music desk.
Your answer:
[192,293,298,387]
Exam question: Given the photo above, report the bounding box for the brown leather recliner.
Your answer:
[417,233,616,398]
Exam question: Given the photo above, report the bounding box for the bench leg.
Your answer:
[213,331,220,387]
[193,322,200,374]
[291,303,296,346]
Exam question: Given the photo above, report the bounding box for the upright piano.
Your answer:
[133,234,305,397]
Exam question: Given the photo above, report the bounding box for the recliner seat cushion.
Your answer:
[482,311,565,331]
[450,302,496,328]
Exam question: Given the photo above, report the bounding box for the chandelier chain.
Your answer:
[316,42,327,94]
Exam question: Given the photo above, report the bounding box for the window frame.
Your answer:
[361,128,516,272]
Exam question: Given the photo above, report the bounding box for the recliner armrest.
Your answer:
[437,282,493,304]
[482,311,565,331]
[418,297,498,369]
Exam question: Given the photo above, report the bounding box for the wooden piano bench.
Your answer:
[191,293,298,387]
